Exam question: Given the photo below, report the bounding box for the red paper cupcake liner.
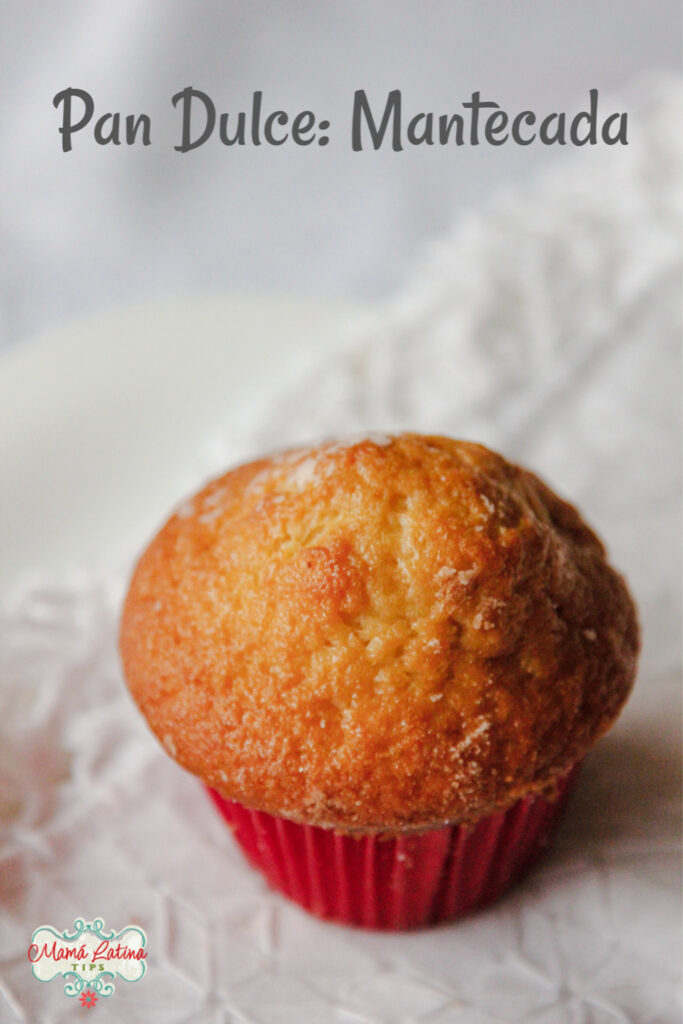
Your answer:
[206,762,580,930]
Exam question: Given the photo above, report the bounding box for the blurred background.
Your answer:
[1,0,681,351]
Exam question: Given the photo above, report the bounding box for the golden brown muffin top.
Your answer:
[120,434,639,832]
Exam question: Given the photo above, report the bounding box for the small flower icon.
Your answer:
[79,988,98,1009]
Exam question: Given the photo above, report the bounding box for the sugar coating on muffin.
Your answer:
[119,434,639,832]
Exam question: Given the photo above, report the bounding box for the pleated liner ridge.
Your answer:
[207,763,580,930]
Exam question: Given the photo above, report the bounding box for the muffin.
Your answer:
[119,434,639,928]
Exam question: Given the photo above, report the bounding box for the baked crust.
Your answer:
[120,434,639,832]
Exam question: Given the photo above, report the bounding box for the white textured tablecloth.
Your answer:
[1,79,681,1023]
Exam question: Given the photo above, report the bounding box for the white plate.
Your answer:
[0,293,361,592]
